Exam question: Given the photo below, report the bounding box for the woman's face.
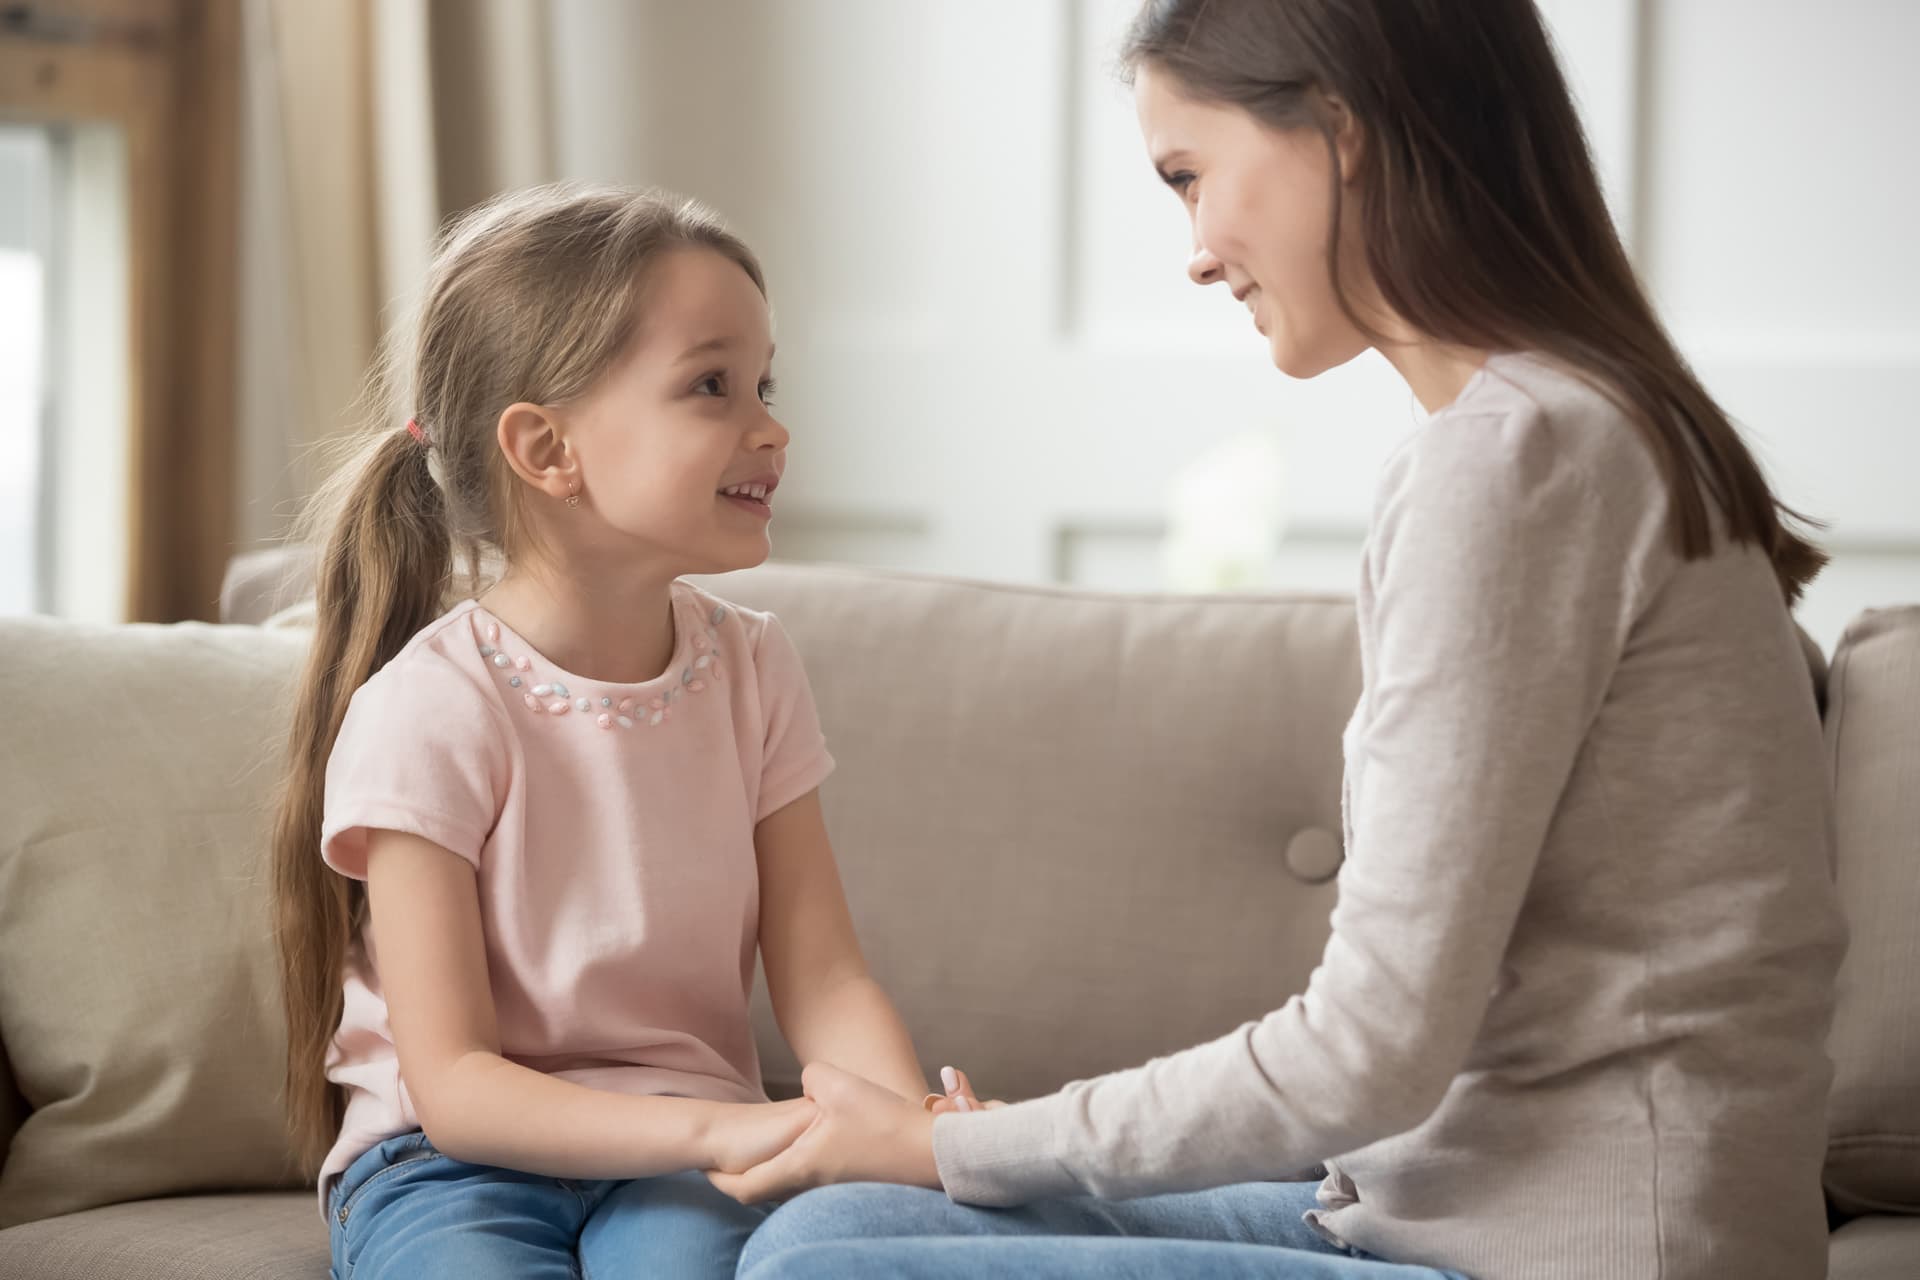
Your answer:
[1133,62,1373,378]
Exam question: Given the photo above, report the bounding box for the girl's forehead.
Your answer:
[631,250,771,360]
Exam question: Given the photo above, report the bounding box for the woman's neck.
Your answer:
[479,562,678,685]
[1378,338,1491,416]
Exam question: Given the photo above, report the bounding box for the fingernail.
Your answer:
[956,1095,973,1112]
[941,1066,959,1094]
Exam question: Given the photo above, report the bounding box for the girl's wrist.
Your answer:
[684,1098,738,1168]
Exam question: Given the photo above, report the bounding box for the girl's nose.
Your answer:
[755,412,791,451]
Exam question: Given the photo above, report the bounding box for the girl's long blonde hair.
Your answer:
[270,184,765,1175]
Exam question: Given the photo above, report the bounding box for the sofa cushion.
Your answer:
[0,1191,325,1280]
[703,563,1361,1104]
[1823,605,1920,1215]
[0,618,311,1227]
[1829,1214,1920,1280]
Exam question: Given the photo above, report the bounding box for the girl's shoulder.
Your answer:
[344,599,511,731]
[669,579,815,702]
[671,579,782,655]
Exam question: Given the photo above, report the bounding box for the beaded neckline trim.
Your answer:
[470,599,729,731]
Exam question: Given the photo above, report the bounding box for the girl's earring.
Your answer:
[565,480,581,510]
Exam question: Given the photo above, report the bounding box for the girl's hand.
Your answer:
[707,1097,820,1175]
[707,1062,939,1203]
[922,1064,1007,1116]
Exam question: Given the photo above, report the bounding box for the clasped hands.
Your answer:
[706,1062,1002,1204]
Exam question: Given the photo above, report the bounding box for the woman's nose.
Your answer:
[1188,242,1225,286]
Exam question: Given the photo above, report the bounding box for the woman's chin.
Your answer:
[1268,337,1315,379]
[1270,332,1368,380]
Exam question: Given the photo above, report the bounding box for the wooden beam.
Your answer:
[134,0,241,621]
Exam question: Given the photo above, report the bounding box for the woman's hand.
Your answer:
[706,1097,820,1175]
[707,1062,940,1203]
[922,1064,1007,1116]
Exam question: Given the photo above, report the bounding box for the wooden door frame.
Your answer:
[0,0,241,622]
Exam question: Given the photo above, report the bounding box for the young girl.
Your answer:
[269,184,933,1280]
[715,3,1847,1279]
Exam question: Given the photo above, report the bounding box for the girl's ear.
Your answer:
[497,402,577,503]
[1319,92,1365,186]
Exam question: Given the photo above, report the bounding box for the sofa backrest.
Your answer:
[0,618,311,1227]
[705,563,1363,1101]
[1821,605,1920,1216]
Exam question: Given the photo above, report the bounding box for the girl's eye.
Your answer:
[1171,172,1197,198]
[697,373,726,397]
[758,378,778,406]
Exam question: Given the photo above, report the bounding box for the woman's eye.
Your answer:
[758,378,778,406]
[1172,172,1197,198]
[696,374,726,397]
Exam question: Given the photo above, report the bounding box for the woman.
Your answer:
[717,2,1846,1277]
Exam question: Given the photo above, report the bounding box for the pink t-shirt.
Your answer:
[314,581,834,1205]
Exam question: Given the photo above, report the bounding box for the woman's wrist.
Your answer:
[907,1106,943,1189]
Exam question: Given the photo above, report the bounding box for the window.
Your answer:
[0,124,50,614]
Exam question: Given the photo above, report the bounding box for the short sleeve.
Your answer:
[320,656,510,879]
[751,613,836,822]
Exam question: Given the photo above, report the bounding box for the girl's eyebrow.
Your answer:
[673,336,777,365]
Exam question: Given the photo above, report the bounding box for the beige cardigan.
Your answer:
[932,353,1846,1280]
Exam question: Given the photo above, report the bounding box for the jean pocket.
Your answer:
[335,1132,441,1230]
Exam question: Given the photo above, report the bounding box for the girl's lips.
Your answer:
[721,492,773,519]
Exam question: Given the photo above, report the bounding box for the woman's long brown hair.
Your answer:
[1123,0,1825,602]
[271,185,764,1176]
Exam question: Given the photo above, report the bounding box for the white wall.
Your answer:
[1632,0,1920,653]
[546,0,1919,653]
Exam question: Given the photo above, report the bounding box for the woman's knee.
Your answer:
[740,1183,959,1271]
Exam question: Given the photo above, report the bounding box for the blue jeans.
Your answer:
[737,1180,1471,1279]
[327,1130,768,1280]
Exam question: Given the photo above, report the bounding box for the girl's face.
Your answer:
[1133,62,1373,378]
[560,246,787,577]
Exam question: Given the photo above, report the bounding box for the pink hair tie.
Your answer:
[405,417,430,447]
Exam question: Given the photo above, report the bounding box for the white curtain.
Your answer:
[233,0,559,548]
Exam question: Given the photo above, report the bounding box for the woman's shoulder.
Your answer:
[1386,351,1668,520]
[1370,352,1677,595]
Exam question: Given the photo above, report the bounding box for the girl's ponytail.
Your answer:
[271,426,449,1175]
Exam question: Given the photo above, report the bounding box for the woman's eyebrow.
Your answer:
[1152,150,1194,185]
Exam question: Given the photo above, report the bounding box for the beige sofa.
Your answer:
[1,557,1914,1278]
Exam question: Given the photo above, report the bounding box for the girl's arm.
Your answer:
[366,829,814,1177]
[755,789,929,1102]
